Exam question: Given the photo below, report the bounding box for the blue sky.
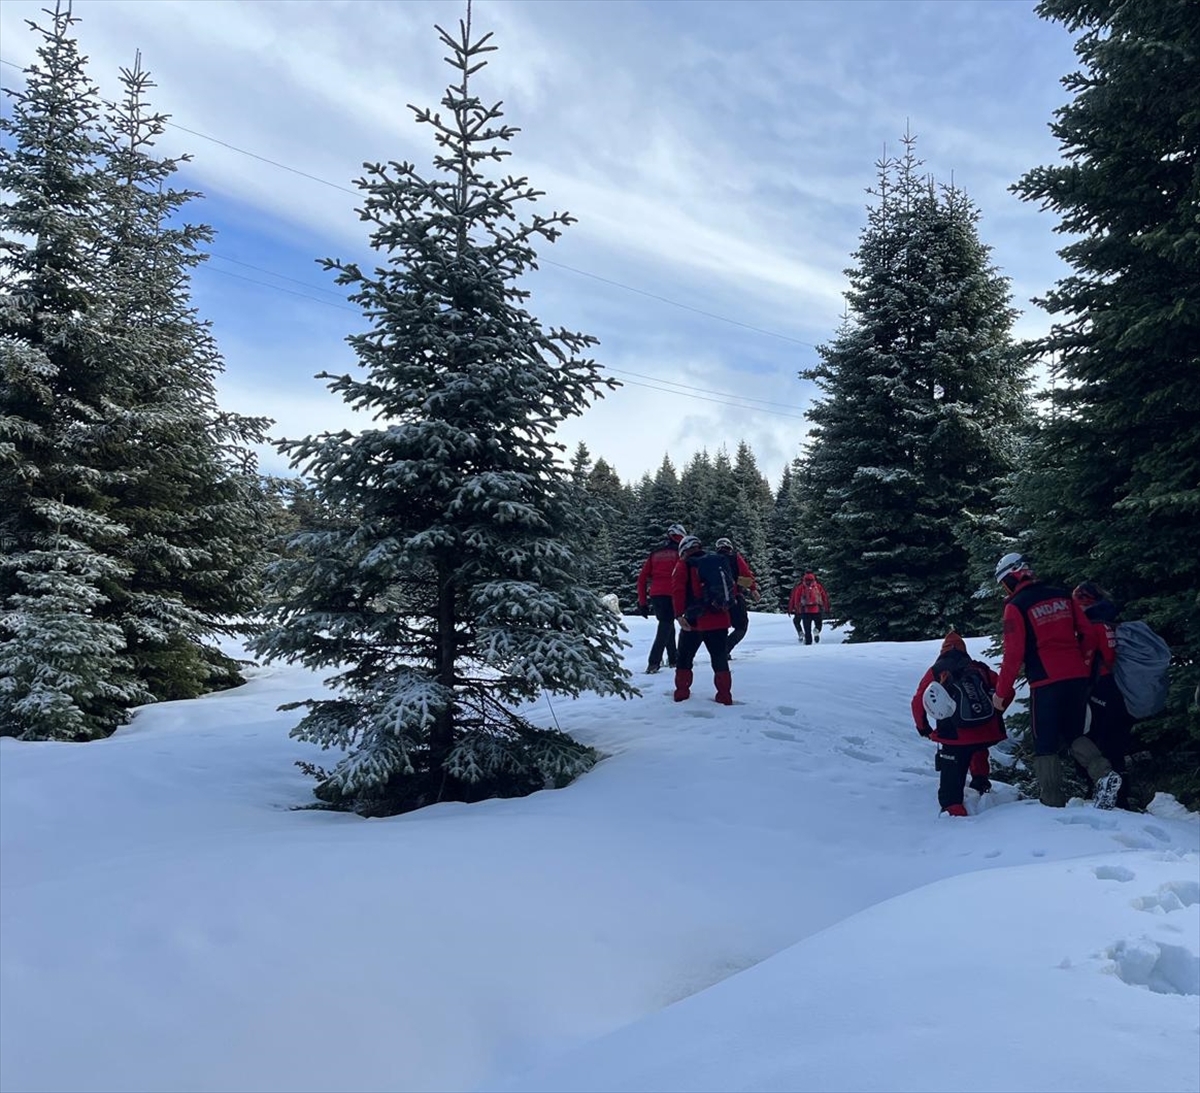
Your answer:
[0,0,1082,486]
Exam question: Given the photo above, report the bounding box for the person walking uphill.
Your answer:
[715,537,758,657]
[637,523,687,674]
[788,572,830,645]
[911,631,1007,816]
[993,553,1120,809]
[672,536,734,705]
[1072,581,1134,810]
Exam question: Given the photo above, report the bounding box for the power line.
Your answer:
[1,58,819,422]
[166,115,819,347]
[607,367,808,413]
[197,262,812,419]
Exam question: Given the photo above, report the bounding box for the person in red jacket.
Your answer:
[993,553,1119,809]
[636,523,686,674]
[911,631,1007,816]
[715,537,758,657]
[788,572,830,645]
[1072,580,1133,809]
[671,536,733,705]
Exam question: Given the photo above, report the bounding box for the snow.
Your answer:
[2,617,1197,1093]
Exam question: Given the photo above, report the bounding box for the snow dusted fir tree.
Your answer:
[800,133,1027,641]
[0,4,146,739]
[253,10,634,816]
[94,54,271,701]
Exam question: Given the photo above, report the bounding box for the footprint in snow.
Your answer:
[838,746,884,764]
[1130,880,1199,914]
[762,729,798,742]
[1105,939,1200,996]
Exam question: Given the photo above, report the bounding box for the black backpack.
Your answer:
[930,649,995,738]
[685,552,734,621]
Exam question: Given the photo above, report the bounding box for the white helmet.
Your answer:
[923,681,957,723]
[715,537,734,553]
[994,552,1030,585]
[667,523,687,542]
[677,534,702,558]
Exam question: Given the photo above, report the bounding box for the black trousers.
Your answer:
[677,628,730,673]
[1030,678,1089,756]
[936,744,990,809]
[1085,675,1133,807]
[727,597,749,653]
[794,612,823,644]
[648,595,677,668]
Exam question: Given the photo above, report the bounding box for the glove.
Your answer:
[638,603,650,618]
[917,723,933,738]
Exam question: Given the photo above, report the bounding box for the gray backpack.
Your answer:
[1113,621,1171,719]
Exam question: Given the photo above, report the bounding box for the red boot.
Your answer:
[673,669,693,702]
[714,670,733,705]
[943,803,968,817]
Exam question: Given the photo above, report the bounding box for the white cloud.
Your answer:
[0,0,1082,485]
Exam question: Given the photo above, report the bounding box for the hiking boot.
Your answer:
[645,664,661,675]
[673,668,693,703]
[1094,771,1123,810]
[969,777,992,794]
[714,670,733,705]
[814,634,820,643]
[942,803,968,817]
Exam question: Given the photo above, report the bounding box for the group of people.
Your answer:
[635,532,1134,815]
[635,525,831,706]
[911,552,1132,816]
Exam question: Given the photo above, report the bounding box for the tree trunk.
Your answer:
[430,556,456,778]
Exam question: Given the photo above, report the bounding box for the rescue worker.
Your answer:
[636,523,686,674]
[788,572,830,645]
[672,536,734,705]
[993,553,1120,809]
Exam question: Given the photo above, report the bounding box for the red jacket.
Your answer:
[911,654,1007,747]
[788,576,829,615]
[637,542,679,605]
[732,553,757,598]
[995,576,1096,706]
[1080,616,1117,678]
[672,554,732,632]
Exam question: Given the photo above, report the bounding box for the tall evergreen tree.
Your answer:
[678,449,715,539]
[729,440,775,608]
[96,53,271,700]
[252,11,633,816]
[768,459,805,610]
[585,456,631,604]
[1012,0,1200,804]
[0,3,145,738]
[802,135,1027,641]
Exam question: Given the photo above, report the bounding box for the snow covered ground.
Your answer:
[2,616,1197,1093]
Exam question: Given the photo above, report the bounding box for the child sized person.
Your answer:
[910,631,1007,817]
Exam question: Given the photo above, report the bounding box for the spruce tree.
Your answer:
[1012,0,1200,804]
[768,459,805,611]
[802,135,1027,641]
[677,450,714,540]
[0,3,145,738]
[252,12,633,816]
[585,457,632,605]
[729,440,775,608]
[96,53,271,700]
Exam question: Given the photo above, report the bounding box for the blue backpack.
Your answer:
[685,552,734,621]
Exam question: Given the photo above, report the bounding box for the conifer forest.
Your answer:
[1,0,1196,813]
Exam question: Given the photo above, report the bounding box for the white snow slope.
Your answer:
[2,617,1197,1093]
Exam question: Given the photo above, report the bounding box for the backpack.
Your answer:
[930,651,995,738]
[685,552,734,620]
[1113,621,1170,719]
